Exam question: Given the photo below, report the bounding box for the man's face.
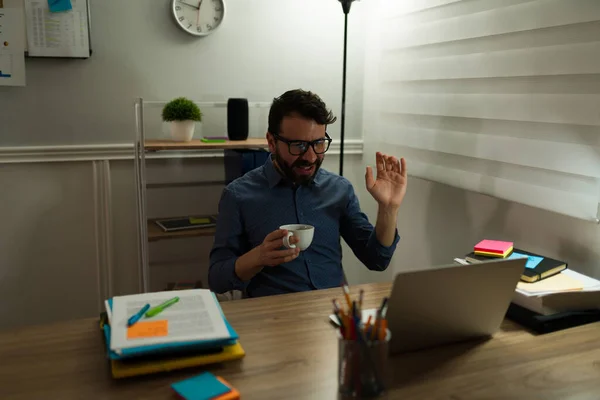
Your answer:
[267,113,326,185]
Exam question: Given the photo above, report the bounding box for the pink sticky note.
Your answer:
[474,240,513,254]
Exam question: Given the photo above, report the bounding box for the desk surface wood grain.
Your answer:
[1,282,600,399]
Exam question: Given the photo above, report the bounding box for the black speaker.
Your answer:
[227,98,249,141]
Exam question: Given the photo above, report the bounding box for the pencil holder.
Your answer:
[337,329,391,398]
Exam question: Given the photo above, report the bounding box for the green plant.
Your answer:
[162,97,202,122]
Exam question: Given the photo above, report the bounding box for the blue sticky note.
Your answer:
[508,252,543,269]
[171,372,231,400]
[48,0,72,12]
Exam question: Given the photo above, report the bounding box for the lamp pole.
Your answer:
[338,0,355,176]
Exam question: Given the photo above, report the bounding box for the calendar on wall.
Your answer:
[23,0,91,58]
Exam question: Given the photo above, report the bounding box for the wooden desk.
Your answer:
[2,282,600,399]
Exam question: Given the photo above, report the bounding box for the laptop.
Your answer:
[330,258,526,353]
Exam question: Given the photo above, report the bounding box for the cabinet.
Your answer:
[134,98,269,292]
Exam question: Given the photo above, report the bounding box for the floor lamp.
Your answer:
[337,0,355,177]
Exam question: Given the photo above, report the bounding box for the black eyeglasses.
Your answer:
[272,132,332,155]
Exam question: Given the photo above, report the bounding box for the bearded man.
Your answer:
[208,89,407,297]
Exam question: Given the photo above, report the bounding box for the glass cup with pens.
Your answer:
[333,286,390,398]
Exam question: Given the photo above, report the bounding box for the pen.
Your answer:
[145,296,180,318]
[358,289,364,314]
[379,297,388,315]
[127,303,150,326]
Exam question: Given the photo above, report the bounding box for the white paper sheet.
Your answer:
[0,7,26,86]
[24,0,90,58]
[516,269,600,297]
[110,289,230,351]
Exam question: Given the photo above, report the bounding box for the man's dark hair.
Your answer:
[268,89,337,135]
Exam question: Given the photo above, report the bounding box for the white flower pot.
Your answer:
[169,120,200,142]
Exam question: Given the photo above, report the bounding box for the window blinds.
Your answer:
[362,0,600,221]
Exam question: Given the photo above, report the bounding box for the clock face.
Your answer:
[171,0,225,36]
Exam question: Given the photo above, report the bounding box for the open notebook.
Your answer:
[104,289,238,360]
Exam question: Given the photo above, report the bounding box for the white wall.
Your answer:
[0,0,366,145]
[363,0,600,222]
[357,0,600,284]
[0,0,369,329]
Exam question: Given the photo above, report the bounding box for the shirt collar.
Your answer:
[263,155,323,188]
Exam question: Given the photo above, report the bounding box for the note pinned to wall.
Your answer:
[0,7,26,86]
[24,0,90,58]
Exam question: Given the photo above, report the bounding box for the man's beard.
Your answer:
[273,149,323,186]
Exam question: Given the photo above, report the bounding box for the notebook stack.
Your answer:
[508,269,600,333]
[99,289,245,379]
[455,240,600,333]
[171,372,240,400]
[465,239,567,283]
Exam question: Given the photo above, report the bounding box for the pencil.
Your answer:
[365,315,372,337]
[332,299,341,314]
[342,284,352,311]
[371,310,381,341]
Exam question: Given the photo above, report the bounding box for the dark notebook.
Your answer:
[465,248,567,283]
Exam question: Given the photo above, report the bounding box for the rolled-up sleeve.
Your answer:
[340,183,400,271]
[208,185,249,294]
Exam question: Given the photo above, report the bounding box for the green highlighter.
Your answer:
[145,296,180,318]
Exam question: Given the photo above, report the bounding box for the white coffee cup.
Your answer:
[280,224,315,251]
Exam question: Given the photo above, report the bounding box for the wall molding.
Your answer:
[0,140,364,164]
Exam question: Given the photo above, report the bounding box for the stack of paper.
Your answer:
[109,289,232,353]
[101,289,245,378]
[512,269,600,315]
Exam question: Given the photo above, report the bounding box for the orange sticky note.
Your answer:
[127,320,168,339]
[215,377,240,400]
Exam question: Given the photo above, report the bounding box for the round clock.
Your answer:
[171,0,225,36]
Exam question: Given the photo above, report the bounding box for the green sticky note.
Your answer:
[189,217,210,224]
[201,138,227,143]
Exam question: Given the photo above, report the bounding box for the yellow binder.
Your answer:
[110,341,245,379]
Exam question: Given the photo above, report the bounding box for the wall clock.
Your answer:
[171,0,225,36]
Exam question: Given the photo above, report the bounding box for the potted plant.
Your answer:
[162,97,202,141]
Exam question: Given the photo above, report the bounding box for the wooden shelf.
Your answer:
[144,138,268,151]
[147,219,216,242]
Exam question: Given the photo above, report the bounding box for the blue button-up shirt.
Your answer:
[208,155,400,297]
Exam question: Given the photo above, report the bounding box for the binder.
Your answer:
[108,340,245,379]
[506,302,600,334]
